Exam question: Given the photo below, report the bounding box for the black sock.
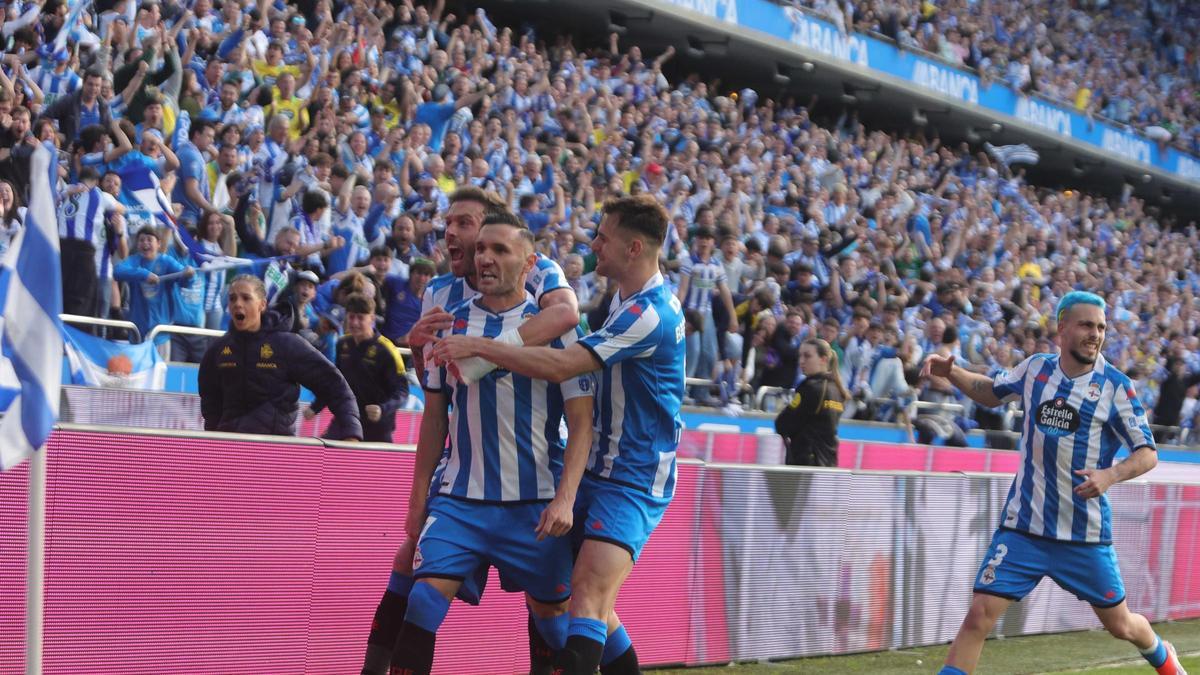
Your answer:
[362,590,409,675]
[528,612,555,675]
[599,645,641,675]
[388,623,436,675]
[554,635,604,675]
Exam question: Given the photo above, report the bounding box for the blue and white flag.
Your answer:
[0,143,64,471]
[127,166,255,268]
[62,325,166,390]
[53,0,97,53]
[984,142,1040,168]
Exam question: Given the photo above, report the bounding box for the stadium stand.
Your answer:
[0,0,1198,449]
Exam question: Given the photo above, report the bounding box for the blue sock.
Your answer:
[532,612,570,651]
[938,667,968,675]
[601,624,632,665]
[387,570,413,596]
[567,616,608,647]
[1140,634,1168,668]
[403,582,451,634]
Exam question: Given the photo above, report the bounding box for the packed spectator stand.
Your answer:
[2,0,1199,448]
[791,0,1200,154]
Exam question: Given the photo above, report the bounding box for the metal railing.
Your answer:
[146,325,224,343]
[59,314,141,343]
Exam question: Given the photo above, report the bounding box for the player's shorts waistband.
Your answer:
[999,525,1112,547]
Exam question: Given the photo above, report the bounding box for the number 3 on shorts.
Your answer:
[979,543,1008,586]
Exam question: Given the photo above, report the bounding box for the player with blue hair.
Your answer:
[924,290,1186,675]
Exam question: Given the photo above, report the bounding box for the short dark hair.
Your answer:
[342,292,376,315]
[369,245,391,259]
[448,185,507,216]
[301,190,329,214]
[135,225,160,240]
[188,120,213,140]
[79,124,108,151]
[482,210,535,251]
[602,195,667,245]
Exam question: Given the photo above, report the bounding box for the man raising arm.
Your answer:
[923,291,1177,675]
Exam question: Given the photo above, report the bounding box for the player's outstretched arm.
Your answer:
[537,394,594,541]
[446,291,582,384]
[406,390,450,539]
[1074,446,1156,499]
[433,339,601,384]
[517,295,579,347]
[922,353,1002,407]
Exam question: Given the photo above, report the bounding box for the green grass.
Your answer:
[648,619,1200,674]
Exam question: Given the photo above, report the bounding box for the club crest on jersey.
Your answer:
[453,319,468,330]
[1086,382,1102,401]
[260,344,274,360]
[412,546,423,569]
[1035,397,1081,437]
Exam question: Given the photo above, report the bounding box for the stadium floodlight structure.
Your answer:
[840,82,879,105]
[773,61,815,85]
[911,105,951,127]
[607,9,654,36]
[685,34,730,59]
[1072,158,1102,177]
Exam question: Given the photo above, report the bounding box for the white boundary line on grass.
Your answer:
[1052,648,1200,672]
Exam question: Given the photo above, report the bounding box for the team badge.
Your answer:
[260,344,274,360]
[221,346,233,356]
[395,291,405,302]
[578,376,591,392]
[1086,382,1101,401]
[367,345,377,358]
[412,546,423,569]
[980,568,996,585]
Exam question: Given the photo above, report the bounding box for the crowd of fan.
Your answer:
[788,0,1200,154]
[0,0,1198,442]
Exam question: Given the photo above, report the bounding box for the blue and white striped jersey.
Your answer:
[426,296,592,502]
[420,254,569,314]
[30,66,80,107]
[678,253,726,313]
[578,273,685,498]
[58,187,118,248]
[993,353,1155,544]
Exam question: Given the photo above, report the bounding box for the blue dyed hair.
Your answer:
[1056,291,1106,322]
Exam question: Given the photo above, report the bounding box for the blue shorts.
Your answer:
[414,496,572,604]
[572,473,671,562]
[973,528,1126,607]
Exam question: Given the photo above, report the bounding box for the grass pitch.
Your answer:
[649,619,1200,674]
